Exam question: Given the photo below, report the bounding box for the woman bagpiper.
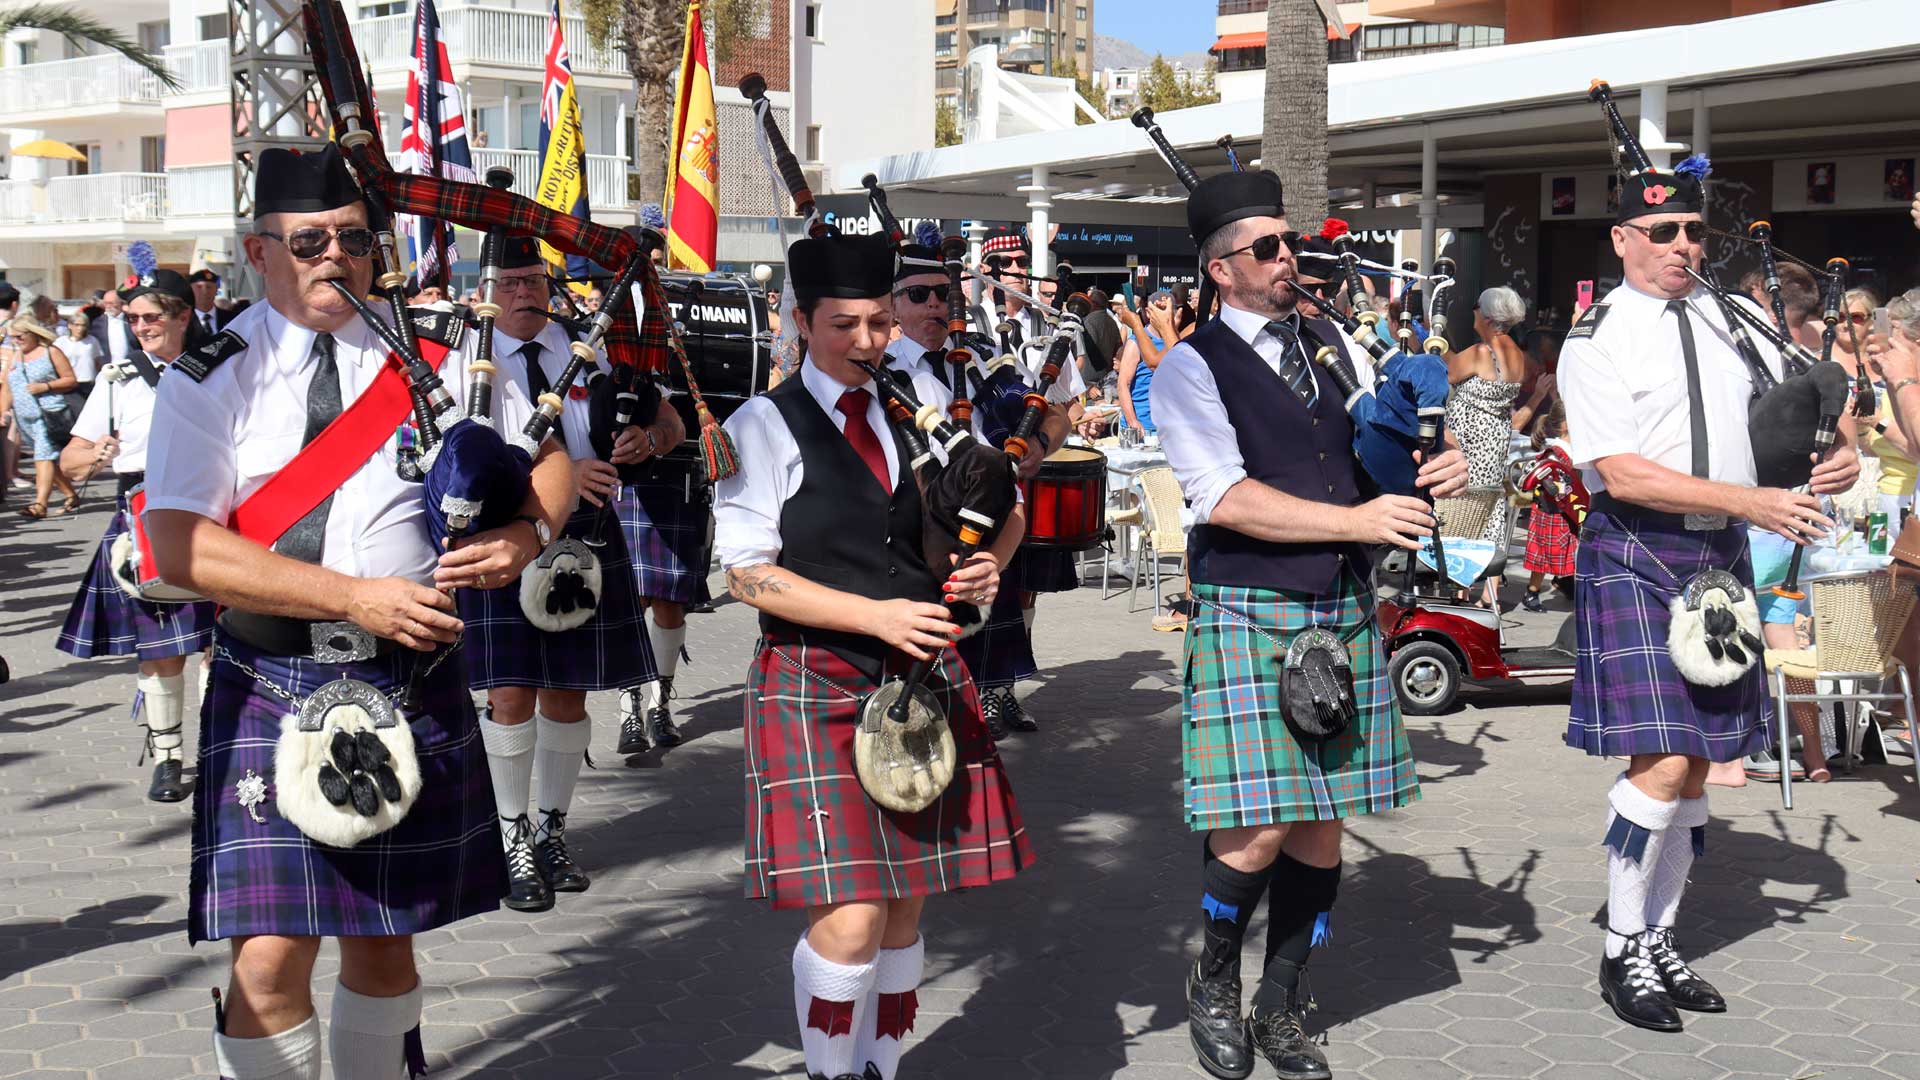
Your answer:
[715,232,1034,1080]
[55,269,216,803]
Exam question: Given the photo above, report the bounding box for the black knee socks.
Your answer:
[1253,852,1342,1014]
[1199,835,1275,980]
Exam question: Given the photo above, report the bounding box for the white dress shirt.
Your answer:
[70,358,165,474]
[492,321,597,461]
[1150,302,1376,524]
[144,299,490,584]
[102,313,132,362]
[195,307,221,337]
[714,355,899,571]
[1560,282,1782,494]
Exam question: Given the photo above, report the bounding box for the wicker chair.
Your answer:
[1762,569,1919,809]
[1128,466,1189,614]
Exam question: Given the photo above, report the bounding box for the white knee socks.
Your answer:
[532,712,591,843]
[139,672,186,762]
[327,983,424,1080]
[1648,793,1709,930]
[213,1014,321,1080]
[793,936,877,1078]
[649,613,687,684]
[1603,773,1680,956]
[854,937,925,1080]
[480,710,535,848]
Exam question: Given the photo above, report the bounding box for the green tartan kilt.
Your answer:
[1182,572,1420,830]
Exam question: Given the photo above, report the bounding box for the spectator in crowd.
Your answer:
[1511,327,1562,434]
[1520,400,1576,612]
[4,315,81,518]
[1115,288,1177,437]
[1443,285,1528,606]
[56,312,100,422]
[1742,262,1821,348]
[587,287,606,313]
[1169,282,1199,339]
[407,283,447,306]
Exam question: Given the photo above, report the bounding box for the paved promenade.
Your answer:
[4,499,1919,1078]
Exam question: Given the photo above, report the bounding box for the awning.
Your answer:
[1210,24,1358,51]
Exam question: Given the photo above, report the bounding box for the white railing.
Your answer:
[391,148,629,210]
[168,165,236,217]
[355,5,626,76]
[0,54,163,115]
[0,173,168,226]
[163,39,231,95]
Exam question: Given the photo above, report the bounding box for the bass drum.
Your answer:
[111,485,203,604]
[1020,446,1108,552]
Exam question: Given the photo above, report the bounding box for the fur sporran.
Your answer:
[853,680,958,814]
[273,679,422,848]
[519,536,602,633]
[1666,569,1764,687]
[1279,626,1358,741]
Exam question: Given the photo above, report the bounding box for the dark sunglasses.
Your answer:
[1221,232,1296,263]
[257,226,377,260]
[895,283,951,304]
[986,255,1029,270]
[1620,221,1707,245]
[1847,311,1872,324]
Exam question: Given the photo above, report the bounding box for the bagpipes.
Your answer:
[1748,220,1792,337]
[1818,257,1874,417]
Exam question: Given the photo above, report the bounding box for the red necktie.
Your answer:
[835,387,892,494]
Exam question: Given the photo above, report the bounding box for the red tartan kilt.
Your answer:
[1523,503,1578,576]
[743,635,1035,910]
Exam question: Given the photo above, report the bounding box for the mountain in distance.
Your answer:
[1092,32,1211,73]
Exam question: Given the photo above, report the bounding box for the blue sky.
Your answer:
[1095,0,1220,56]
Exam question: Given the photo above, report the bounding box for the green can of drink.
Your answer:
[1869,511,1890,554]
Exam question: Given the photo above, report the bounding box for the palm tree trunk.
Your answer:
[624,0,685,210]
[1261,0,1329,235]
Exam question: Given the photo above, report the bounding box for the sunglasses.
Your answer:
[1620,221,1707,245]
[1220,232,1297,263]
[895,283,951,304]
[986,255,1029,271]
[256,226,377,260]
[126,312,174,325]
[1847,311,1872,324]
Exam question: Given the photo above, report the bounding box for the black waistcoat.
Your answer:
[759,376,941,680]
[1185,315,1368,596]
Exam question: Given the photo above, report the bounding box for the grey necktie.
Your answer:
[1265,318,1316,406]
[278,333,339,564]
[1668,300,1710,478]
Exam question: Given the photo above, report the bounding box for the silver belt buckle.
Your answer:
[1683,513,1729,532]
[310,621,377,663]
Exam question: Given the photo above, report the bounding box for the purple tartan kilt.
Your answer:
[1567,511,1771,763]
[614,461,713,606]
[189,633,505,943]
[1013,545,1081,594]
[56,505,215,661]
[457,505,656,691]
[743,636,1035,910]
[956,582,1036,690]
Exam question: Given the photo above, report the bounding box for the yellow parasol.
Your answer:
[10,139,88,162]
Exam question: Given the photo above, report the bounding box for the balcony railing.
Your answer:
[0,54,164,117]
[388,148,630,210]
[0,173,168,227]
[168,165,236,218]
[356,5,627,77]
[1218,0,1269,13]
[163,39,231,95]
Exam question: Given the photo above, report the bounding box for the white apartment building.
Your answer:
[0,0,931,298]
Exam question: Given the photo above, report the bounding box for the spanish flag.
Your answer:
[536,0,592,292]
[666,0,719,272]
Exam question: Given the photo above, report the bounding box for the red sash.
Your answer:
[125,486,164,589]
[229,338,451,547]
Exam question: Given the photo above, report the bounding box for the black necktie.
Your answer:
[1265,319,1316,406]
[279,333,339,563]
[522,341,565,448]
[927,348,951,391]
[1669,300,1710,478]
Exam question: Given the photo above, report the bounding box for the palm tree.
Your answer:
[0,4,181,90]
[1260,0,1329,234]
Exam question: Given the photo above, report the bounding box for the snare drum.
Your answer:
[110,484,203,604]
[1021,446,1108,551]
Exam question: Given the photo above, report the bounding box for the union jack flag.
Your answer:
[396,0,474,288]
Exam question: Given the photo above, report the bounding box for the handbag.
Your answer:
[1891,514,1920,576]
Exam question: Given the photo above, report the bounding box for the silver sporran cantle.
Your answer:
[853,680,957,814]
[518,535,603,632]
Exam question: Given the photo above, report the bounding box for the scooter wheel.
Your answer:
[1390,640,1460,716]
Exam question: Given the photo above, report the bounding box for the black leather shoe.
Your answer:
[617,690,651,755]
[647,677,684,747]
[1002,688,1039,733]
[1248,993,1332,1080]
[981,687,1010,742]
[1187,961,1254,1080]
[147,759,192,803]
[1643,928,1726,1012]
[534,810,591,892]
[1599,938,1683,1032]
[502,815,554,912]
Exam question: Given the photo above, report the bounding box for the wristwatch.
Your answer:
[516,514,552,548]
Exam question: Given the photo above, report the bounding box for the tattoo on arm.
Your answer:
[727,564,791,601]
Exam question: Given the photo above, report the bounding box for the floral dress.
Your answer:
[6,348,70,461]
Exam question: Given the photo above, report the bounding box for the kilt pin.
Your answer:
[189,634,505,943]
[1567,511,1771,762]
[57,502,216,661]
[743,636,1034,910]
[614,458,713,606]
[1183,570,1419,830]
[458,504,656,692]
